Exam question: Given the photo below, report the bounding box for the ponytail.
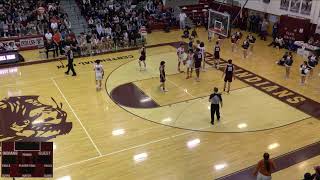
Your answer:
[263,153,271,172]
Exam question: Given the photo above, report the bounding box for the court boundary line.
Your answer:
[51,78,102,156]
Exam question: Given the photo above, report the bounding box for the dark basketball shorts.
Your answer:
[224,75,233,82]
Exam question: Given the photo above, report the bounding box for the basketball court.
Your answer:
[0,28,319,180]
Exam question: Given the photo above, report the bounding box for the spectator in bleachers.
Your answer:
[52,30,62,55]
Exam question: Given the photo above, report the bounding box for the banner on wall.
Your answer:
[300,0,312,15]
[19,37,44,48]
[280,0,290,10]
[0,40,15,46]
[290,0,301,13]
[279,15,310,41]
[0,35,44,51]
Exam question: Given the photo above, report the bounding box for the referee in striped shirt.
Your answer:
[209,87,223,125]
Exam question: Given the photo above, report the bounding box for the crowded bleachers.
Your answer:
[66,0,178,56]
[0,0,181,58]
[0,0,70,37]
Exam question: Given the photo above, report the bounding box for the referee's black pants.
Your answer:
[66,59,76,75]
[211,104,220,123]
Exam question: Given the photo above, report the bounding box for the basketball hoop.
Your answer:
[208,9,230,37]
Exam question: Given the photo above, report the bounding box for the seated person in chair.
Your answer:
[45,40,56,58]
[181,28,190,39]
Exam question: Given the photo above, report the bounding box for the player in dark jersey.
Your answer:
[284,52,293,79]
[213,41,220,69]
[242,39,249,59]
[194,48,202,82]
[159,61,168,92]
[138,45,146,71]
[222,59,235,93]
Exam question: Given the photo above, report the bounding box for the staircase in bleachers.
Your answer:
[60,0,88,35]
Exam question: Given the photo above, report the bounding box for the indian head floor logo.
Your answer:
[0,96,72,141]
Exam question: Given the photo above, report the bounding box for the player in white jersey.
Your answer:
[198,42,206,71]
[94,60,104,90]
[177,43,185,72]
[186,49,194,79]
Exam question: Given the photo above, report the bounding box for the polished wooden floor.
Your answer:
[1,28,319,180]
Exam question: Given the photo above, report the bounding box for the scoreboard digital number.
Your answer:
[1,142,53,178]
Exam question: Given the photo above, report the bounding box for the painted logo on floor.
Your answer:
[0,96,72,141]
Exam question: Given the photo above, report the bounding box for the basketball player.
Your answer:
[186,49,194,79]
[300,61,309,85]
[231,33,237,52]
[198,42,206,71]
[159,61,168,92]
[94,60,104,90]
[284,53,293,79]
[242,39,250,59]
[213,41,220,69]
[64,46,76,76]
[194,48,202,82]
[177,43,185,73]
[222,59,235,93]
[138,45,146,71]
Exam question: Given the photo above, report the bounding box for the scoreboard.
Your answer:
[1,142,53,178]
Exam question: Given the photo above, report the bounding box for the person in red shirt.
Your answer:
[52,30,61,56]
[254,153,276,180]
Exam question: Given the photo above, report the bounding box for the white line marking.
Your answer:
[0,70,93,88]
[54,130,194,170]
[51,78,102,156]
